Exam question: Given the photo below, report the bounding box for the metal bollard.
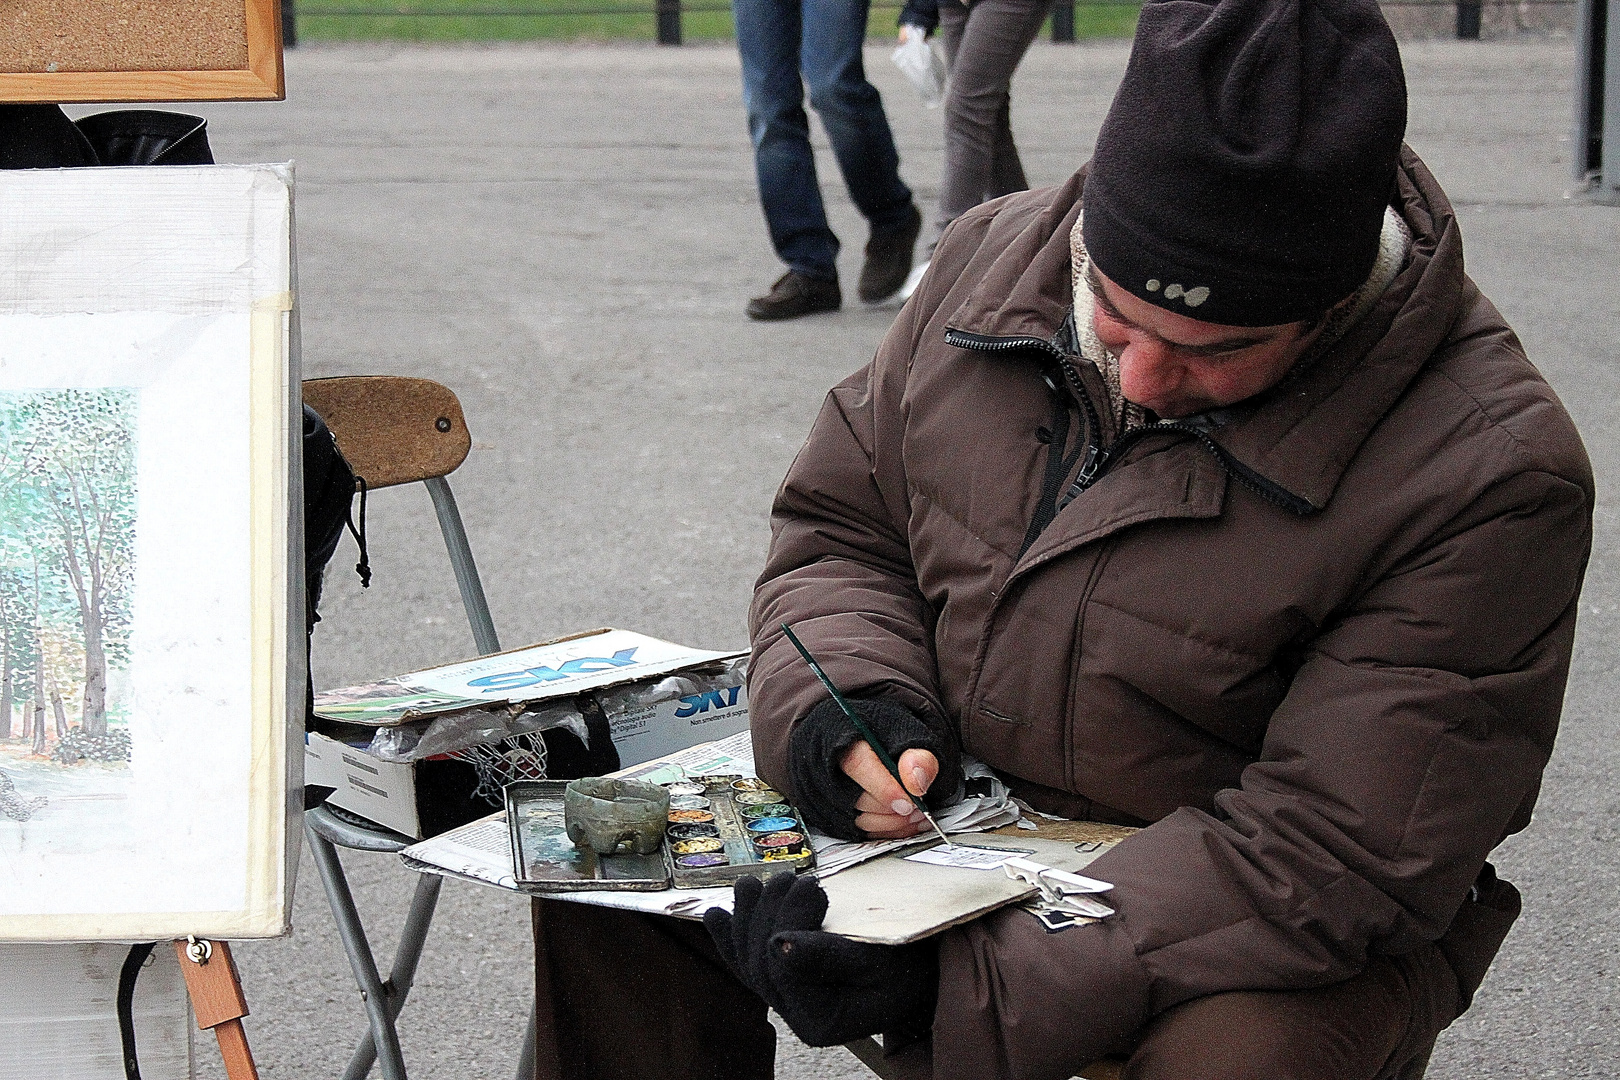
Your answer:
[282,0,297,48]
[1575,0,1617,202]
[656,0,683,45]
[1050,0,1075,42]
[1456,0,1482,38]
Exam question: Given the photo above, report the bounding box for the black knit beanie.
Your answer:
[1081,0,1407,327]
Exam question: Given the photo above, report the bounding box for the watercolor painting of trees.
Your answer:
[0,388,137,825]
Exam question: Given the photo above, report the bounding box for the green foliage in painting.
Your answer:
[0,390,138,757]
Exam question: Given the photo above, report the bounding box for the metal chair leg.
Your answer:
[424,476,500,657]
[342,872,444,1080]
[305,816,410,1080]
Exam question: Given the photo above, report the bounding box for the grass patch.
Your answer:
[293,1,1138,43]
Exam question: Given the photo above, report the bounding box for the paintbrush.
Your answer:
[779,622,953,849]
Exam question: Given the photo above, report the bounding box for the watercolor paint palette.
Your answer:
[505,776,815,892]
[663,774,816,888]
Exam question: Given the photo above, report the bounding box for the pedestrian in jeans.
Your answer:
[898,0,1052,297]
[735,0,925,320]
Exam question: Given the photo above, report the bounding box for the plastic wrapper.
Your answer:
[892,31,947,109]
[594,654,748,720]
[366,700,589,762]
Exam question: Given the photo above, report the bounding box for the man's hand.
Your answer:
[787,696,962,842]
[842,742,939,838]
[704,873,939,1048]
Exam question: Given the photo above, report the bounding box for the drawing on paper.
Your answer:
[0,389,138,832]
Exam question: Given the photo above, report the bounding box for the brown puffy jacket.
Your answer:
[748,149,1593,1079]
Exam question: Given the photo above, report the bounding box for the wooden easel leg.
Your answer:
[173,938,260,1080]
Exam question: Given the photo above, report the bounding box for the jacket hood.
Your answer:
[944,145,1466,512]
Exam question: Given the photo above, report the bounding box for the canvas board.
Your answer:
[0,165,298,941]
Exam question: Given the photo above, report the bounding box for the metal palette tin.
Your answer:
[668,795,712,811]
[665,782,706,797]
[731,778,776,793]
[697,774,743,792]
[751,830,805,851]
[668,809,716,824]
[745,816,797,833]
[667,822,720,840]
[739,802,793,820]
[675,852,729,868]
[671,838,724,855]
[734,790,786,806]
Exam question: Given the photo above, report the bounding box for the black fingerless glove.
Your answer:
[788,696,963,841]
[705,873,939,1047]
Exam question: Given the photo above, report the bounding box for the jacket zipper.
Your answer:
[945,327,1317,521]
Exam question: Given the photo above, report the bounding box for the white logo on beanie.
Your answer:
[1145,279,1211,308]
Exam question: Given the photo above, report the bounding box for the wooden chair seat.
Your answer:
[302,375,471,489]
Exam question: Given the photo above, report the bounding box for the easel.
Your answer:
[174,937,259,1080]
[2,9,286,1080]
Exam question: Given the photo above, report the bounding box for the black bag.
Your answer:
[0,103,213,168]
[303,406,370,725]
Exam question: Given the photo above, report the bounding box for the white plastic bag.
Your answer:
[892,29,947,109]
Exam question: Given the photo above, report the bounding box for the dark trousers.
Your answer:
[733,0,915,281]
[932,0,1052,246]
[530,899,1470,1080]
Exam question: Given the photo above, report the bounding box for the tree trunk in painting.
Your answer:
[30,649,45,755]
[51,685,67,738]
[0,655,11,740]
[82,602,107,737]
[0,616,11,739]
[59,538,109,737]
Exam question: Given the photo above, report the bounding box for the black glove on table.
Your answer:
[788,696,964,841]
[704,872,939,1048]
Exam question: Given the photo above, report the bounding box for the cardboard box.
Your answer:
[304,730,490,839]
[308,629,750,838]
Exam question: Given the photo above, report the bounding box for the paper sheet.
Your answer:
[904,843,1033,870]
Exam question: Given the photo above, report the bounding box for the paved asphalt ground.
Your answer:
[148,33,1617,1080]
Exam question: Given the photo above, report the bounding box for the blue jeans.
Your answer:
[735,0,915,282]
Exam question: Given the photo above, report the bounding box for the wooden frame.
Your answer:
[0,0,284,104]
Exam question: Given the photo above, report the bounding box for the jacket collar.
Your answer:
[944,147,1466,514]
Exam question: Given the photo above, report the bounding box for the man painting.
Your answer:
[535,1,1592,1076]
[712,0,1594,1075]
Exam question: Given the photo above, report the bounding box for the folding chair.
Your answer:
[300,375,534,1080]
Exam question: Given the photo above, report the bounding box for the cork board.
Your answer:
[0,0,283,103]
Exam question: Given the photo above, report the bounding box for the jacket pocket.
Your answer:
[978,704,1030,727]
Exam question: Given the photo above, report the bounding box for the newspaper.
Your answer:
[315,628,734,726]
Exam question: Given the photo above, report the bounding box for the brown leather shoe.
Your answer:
[746,271,841,321]
[858,203,923,304]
